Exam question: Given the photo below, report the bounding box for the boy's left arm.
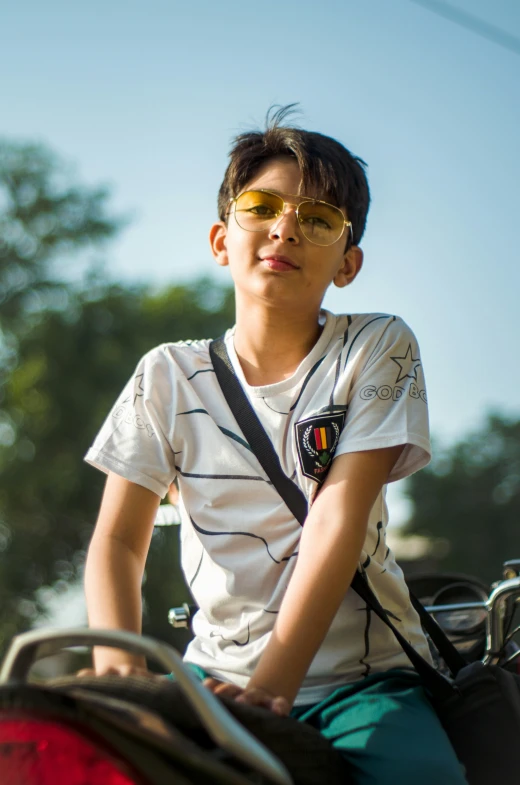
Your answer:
[205,444,404,714]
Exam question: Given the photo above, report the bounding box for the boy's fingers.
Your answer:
[235,688,269,708]
[114,664,150,677]
[202,677,221,691]
[235,688,290,716]
[77,665,151,678]
[271,696,290,717]
[213,683,244,699]
[203,678,244,699]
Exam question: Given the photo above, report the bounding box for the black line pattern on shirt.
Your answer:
[344,314,353,344]
[289,356,326,412]
[218,427,252,452]
[328,316,352,410]
[190,516,298,565]
[360,605,372,677]
[189,549,204,588]
[316,404,349,414]
[371,522,383,556]
[384,546,390,561]
[263,608,279,614]
[177,409,252,453]
[343,315,395,370]
[176,466,267,482]
[262,398,290,415]
[210,622,250,647]
[186,368,215,381]
[362,555,371,569]
[383,607,401,623]
[133,373,145,404]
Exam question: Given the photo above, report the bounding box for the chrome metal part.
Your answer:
[502,647,520,668]
[424,601,486,615]
[503,560,520,580]
[484,576,520,663]
[168,604,191,629]
[503,625,520,648]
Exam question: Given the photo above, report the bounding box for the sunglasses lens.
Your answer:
[297,201,345,246]
[234,191,283,231]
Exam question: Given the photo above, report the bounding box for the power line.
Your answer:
[409,0,520,56]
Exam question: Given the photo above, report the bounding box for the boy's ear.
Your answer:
[333,245,363,288]
[209,221,229,267]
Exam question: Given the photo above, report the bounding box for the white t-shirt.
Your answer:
[86,310,432,705]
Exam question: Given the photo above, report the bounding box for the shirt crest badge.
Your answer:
[295,411,346,484]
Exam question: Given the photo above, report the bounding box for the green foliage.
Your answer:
[404,413,520,584]
[0,279,234,651]
[0,139,121,337]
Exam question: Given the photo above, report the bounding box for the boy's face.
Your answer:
[210,157,363,312]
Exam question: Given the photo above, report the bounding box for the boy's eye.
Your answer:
[247,204,277,217]
[301,214,332,229]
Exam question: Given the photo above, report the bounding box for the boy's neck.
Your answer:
[233,300,325,387]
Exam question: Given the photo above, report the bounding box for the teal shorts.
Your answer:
[178,666,467,784]
[291,669,467,785]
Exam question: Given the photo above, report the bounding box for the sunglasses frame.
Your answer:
[228,189,354,248]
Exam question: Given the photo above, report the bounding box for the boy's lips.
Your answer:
[260,254,300,271]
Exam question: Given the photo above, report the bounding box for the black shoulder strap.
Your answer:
[209,336,465,684]
[209,337,308,525]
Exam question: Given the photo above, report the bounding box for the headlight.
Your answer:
[431,582,488,635]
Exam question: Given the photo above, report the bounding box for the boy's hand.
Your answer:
[77,663,151,678]
[203,677,290,716]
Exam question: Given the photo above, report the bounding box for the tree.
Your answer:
[404,413,520,584]
[0,278,234,651]
[0,139,120,339]
[0,139,122,651]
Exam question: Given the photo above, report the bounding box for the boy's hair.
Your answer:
[217,104,371,246]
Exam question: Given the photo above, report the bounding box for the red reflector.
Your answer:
[0,714,142,785]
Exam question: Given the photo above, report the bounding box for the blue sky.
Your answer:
[2,0,519,451]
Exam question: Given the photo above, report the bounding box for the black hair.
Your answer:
[217,104,370,246]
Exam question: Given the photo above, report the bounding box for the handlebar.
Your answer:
[169,575,520,664]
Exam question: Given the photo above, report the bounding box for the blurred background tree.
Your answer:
[404,413,520,585]
[0,140,119,352]
[0,139,234,655]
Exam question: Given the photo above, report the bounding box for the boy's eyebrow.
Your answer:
[255,188,328,204]
[255,188,347,215]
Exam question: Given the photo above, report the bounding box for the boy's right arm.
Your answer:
[83,471,161,674]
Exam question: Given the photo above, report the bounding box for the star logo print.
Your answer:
[390,344,421,384]
[133,373,145,404]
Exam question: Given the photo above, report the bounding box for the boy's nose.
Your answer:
[268,206,300,244]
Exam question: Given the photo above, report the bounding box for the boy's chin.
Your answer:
[234,277,326,312]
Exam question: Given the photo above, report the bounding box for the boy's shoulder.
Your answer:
[329,311,414,342]
[136,337,215,384]
[144,336,213,361]
[326,312,421,373]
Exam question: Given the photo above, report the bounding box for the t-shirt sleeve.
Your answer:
[84,346,178,497]
[334,317,431,482]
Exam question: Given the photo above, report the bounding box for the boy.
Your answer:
[84,107,467,784]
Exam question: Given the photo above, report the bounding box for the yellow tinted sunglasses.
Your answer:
[229,189,353,247]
